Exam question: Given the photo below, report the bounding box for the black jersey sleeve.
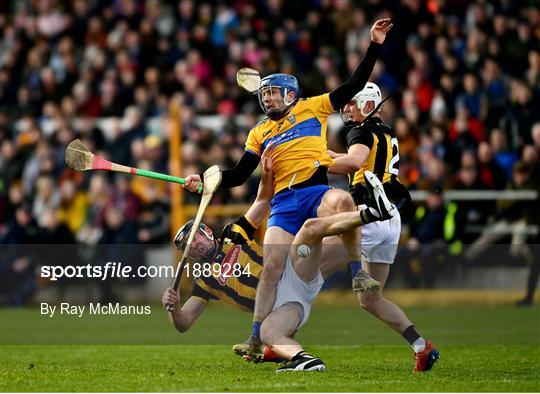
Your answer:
[346,127,374,149]
[218,151,260,189]
[328,41,381,110]
[220,215,256,244]
[234,215,257,240]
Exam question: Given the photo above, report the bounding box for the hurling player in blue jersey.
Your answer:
[184,18,393,360]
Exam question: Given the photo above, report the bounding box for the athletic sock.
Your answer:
[402,325,425,352]
[292,351,310,361]
[359,207,380,225]
[350,261,362,277]
[412,337,426,353]
[251,321,261,340]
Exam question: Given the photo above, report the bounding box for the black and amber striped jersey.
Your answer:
[191,218,262,312]
[346,117,411,208]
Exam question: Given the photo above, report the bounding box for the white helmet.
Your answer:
[352,82,382,117]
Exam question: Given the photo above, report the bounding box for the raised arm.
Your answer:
[328,18,393,111]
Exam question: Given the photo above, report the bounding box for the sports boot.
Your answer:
[276,355,326,372]
[232,335,264,363]
[413,340,440,372]
[364,170,395,221]
[352,269,381,293]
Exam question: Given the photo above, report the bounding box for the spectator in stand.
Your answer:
[394,116,419,186]
[490,128,518,179]
[111,174,141,224]
[0,139,22,188]
[0,203,39,305]
[456,73,486,121]
[56,178,88,234]
[503,79,538,146]
[32,175,61,227]
[526,50,540,90]
[477,142,507,189]
[481,58,507,130]
[136,181,170,244]
[77,173,110,245]
[38,208,77,278]
[452,150,492,244]
[97,205,141,302]
[416,136,448,191]
[405,189,447,288]
[532,123,540,152]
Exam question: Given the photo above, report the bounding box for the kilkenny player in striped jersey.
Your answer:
[163,148,397,368]
[328,82,439,372]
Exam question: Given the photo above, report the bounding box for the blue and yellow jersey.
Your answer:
[245,94,335,194]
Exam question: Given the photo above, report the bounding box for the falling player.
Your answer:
[165,149,395,371]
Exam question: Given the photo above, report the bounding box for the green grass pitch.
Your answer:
[1,304,539,392]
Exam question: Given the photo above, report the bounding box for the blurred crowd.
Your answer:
[1,0,539,300]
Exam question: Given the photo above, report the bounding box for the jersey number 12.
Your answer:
[388,137,400,176]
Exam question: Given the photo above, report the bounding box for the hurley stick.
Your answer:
[65,139,202,192]
[236,67,261,93]
[166,165,222,311]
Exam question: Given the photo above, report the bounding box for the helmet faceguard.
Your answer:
[340,105,360,126]
[340,82,383,126]
[173,220,218,263]
[257,73,300,121]
[354,82,382,117]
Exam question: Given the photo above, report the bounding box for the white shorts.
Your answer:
[272,254,324,329]
[359,205,401,264]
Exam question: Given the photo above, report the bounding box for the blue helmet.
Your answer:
[257,73,300,120]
